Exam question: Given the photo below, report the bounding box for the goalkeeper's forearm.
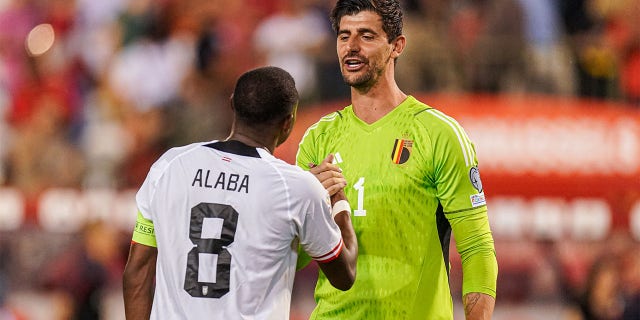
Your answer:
[463,292,495,320]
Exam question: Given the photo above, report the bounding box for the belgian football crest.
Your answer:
[391,139,412,164]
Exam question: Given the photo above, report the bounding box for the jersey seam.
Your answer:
[296,112,341,163]
[412,113,437,185]
[262,155,295,235]
[413,107,433,116]
[444,204,487,214]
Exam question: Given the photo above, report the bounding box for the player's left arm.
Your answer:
[123,212,158,320]
[463,292,495,320]
[449,208,497,320]
[429,114,497,319]
[123,242,157,320]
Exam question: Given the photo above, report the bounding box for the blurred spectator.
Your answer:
[0,275,26,320]
[5,50,86,204]
[597,0,640,105]
[578,257,625,320]
[39,221,126,320]
[252,0,330,103]
[450,0,527,93]
[514,0,576,95]
[72,0,127,80]
[0,239,26,320]
[309,1,350,103]
[80,80,132,189]
[0,0,39,98]
[560,0,620,100]
[117,106,168,188]
[107,2,193,113]
[396,0,463,93]
[200,0,264,93]
[105,0,194,187]
[620,244,640,319]
[165,70,232,148]
[163,13,234,147]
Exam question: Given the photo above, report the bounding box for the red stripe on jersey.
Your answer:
[313,238,344,263]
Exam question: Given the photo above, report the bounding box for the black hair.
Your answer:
[330,0,403,43]
[232,66,298,126]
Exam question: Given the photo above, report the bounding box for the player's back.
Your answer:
[138,140,327,319]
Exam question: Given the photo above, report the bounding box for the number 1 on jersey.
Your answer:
[353,177,366,216]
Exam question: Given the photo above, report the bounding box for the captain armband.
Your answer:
[132,211,157,247]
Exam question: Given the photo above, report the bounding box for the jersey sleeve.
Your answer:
[449,209,498,298]
[429,113,497,297]
[135,158,169,219]
[295,125,321,269]
[133,156,169,246]
[430,114,486,214]
[296,173,344,264]
[296,118,327,170]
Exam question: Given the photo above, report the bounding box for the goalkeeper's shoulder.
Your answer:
[307,109,348,131]
[298,109,348,149]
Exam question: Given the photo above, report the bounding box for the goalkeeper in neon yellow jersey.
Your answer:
[296,0,498,319]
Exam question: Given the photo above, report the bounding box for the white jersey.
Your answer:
[136,140,343,320]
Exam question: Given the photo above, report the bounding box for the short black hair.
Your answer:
[330,0,403,43]
[232,66,298,126]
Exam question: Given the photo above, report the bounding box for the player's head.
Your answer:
[330,0,403,44]
[330,0,405,90]
[231,66,299,146]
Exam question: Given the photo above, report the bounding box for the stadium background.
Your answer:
[0,0,639,319]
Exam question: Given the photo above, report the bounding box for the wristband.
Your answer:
[331,200,351,218]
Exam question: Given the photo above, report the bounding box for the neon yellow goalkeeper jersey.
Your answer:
[296,96,497,320]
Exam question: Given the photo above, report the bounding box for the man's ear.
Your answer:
[282,113,294,136]
[276,113,295,146]
[391,35,406,59]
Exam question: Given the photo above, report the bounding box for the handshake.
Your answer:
[308,154,350,217]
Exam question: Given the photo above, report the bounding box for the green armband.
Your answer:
[132,211,157,247]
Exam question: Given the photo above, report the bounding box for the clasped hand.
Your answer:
[308,154,347,197]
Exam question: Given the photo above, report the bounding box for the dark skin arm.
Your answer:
[316,189,358,291]
[123,242,157,320]
[308,154,357,291]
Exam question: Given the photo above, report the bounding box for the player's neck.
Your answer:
[351,78,406,124]
[225,130,275,154]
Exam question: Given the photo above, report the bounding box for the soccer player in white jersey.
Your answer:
[122,66,358,320]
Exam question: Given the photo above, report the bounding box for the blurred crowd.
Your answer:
[1,0,639,199]
[0,0,639,319]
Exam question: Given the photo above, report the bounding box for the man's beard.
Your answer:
[341,56,387,90]
[343,70,374,89]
